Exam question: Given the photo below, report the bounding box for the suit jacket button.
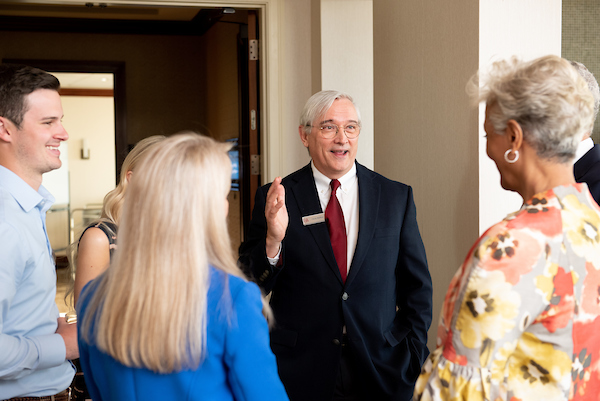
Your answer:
[333,338,341,345]
[342,292,349,301]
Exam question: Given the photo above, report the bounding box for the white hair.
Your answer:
[467,55,595,162]
[299,90,361,134]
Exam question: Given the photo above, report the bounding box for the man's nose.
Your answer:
[333,127,349,143]
[56,124,69,141]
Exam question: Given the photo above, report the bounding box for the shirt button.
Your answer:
[342,292,349,301]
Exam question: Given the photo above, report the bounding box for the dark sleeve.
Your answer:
[394,186,433,368]
[238,184,285,293]
[224,281,289,400]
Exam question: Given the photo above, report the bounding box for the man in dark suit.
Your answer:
[571,61,600,204]
[575,139,600,203]
[239,90,432,401]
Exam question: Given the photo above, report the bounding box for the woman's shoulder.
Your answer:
[209,267,255,293]
[208,267,261,309]
[80,220,117,243]
[79,226,111,248]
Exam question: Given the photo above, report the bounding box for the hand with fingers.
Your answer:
[56,316,79,360]
[265,177,288,258]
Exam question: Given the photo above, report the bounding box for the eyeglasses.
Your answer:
[308,123,361,139]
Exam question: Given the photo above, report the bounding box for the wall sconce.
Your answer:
[81,139,90,160]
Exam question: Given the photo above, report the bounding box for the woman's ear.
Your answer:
[505,119,524,151]
[125,170,133,183]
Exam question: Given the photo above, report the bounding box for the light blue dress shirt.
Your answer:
[0,166,74,398]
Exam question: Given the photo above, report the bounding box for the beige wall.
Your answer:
[373,0,562,351]
[278,0,316,177]
[61,96,116,210]
[374,0,480,351]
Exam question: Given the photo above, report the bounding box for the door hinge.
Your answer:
[249,39,259,61]
[251,154,260,175]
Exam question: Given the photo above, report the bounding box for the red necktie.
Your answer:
[325,179,347,283]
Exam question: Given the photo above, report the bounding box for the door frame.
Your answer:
[94,0,283,183]
[3,59,127,181]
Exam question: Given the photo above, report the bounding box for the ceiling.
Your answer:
[0,2,244,88]
[0,2,202,21]
[0,2,238,35]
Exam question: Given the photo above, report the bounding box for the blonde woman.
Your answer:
[69,135,165,401]
[415,56,600,400]
[72,135,165,305]
[77,132,289,400]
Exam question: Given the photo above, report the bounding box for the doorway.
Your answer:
[0,3,269,313]
[1,5,261,245]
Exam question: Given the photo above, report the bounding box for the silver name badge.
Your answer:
[302,213,325,226]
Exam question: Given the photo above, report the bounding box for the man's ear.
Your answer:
[0,117,13,143]
[505,119,523,151]
[299,125,309,148]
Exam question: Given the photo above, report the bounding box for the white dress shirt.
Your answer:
[311,162,359,275]
[575,137,594,162]
[267,162,360,276]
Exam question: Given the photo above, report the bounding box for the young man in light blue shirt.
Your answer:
[0,64,76,400]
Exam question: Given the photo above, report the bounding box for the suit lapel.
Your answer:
[346,164,379,287]
[575,145,600,181]
[289,165,342,283]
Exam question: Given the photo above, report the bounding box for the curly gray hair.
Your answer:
[467,55,594,162]
[569,60,600,131]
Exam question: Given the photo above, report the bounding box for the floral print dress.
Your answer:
[415,184,600,401]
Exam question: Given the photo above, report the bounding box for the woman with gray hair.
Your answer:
[415,55,600,400]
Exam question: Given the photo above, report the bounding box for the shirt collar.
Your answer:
[575,137,595,162]
[0,165,55,213]
[311,162,357,195]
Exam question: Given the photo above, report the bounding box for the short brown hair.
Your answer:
[0,64,60,129]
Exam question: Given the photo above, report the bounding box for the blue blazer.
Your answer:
[575,144,600,205]
[239,163,433,401]
[77,268,289,401]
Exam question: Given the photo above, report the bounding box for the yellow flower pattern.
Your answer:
[415,184,600,401]
[562,194,600,267]
[455,270,520,349]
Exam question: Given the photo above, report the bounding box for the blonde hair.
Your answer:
[101,135,166,224]
[65,135,165,309]
[79,132,267,373]
[467,55,595,162]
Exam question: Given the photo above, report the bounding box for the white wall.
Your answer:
[42,142,70,205]
[321,0,374,170]
[274,0,374,178]
[61,96,116,210]
[478,0,562,233]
